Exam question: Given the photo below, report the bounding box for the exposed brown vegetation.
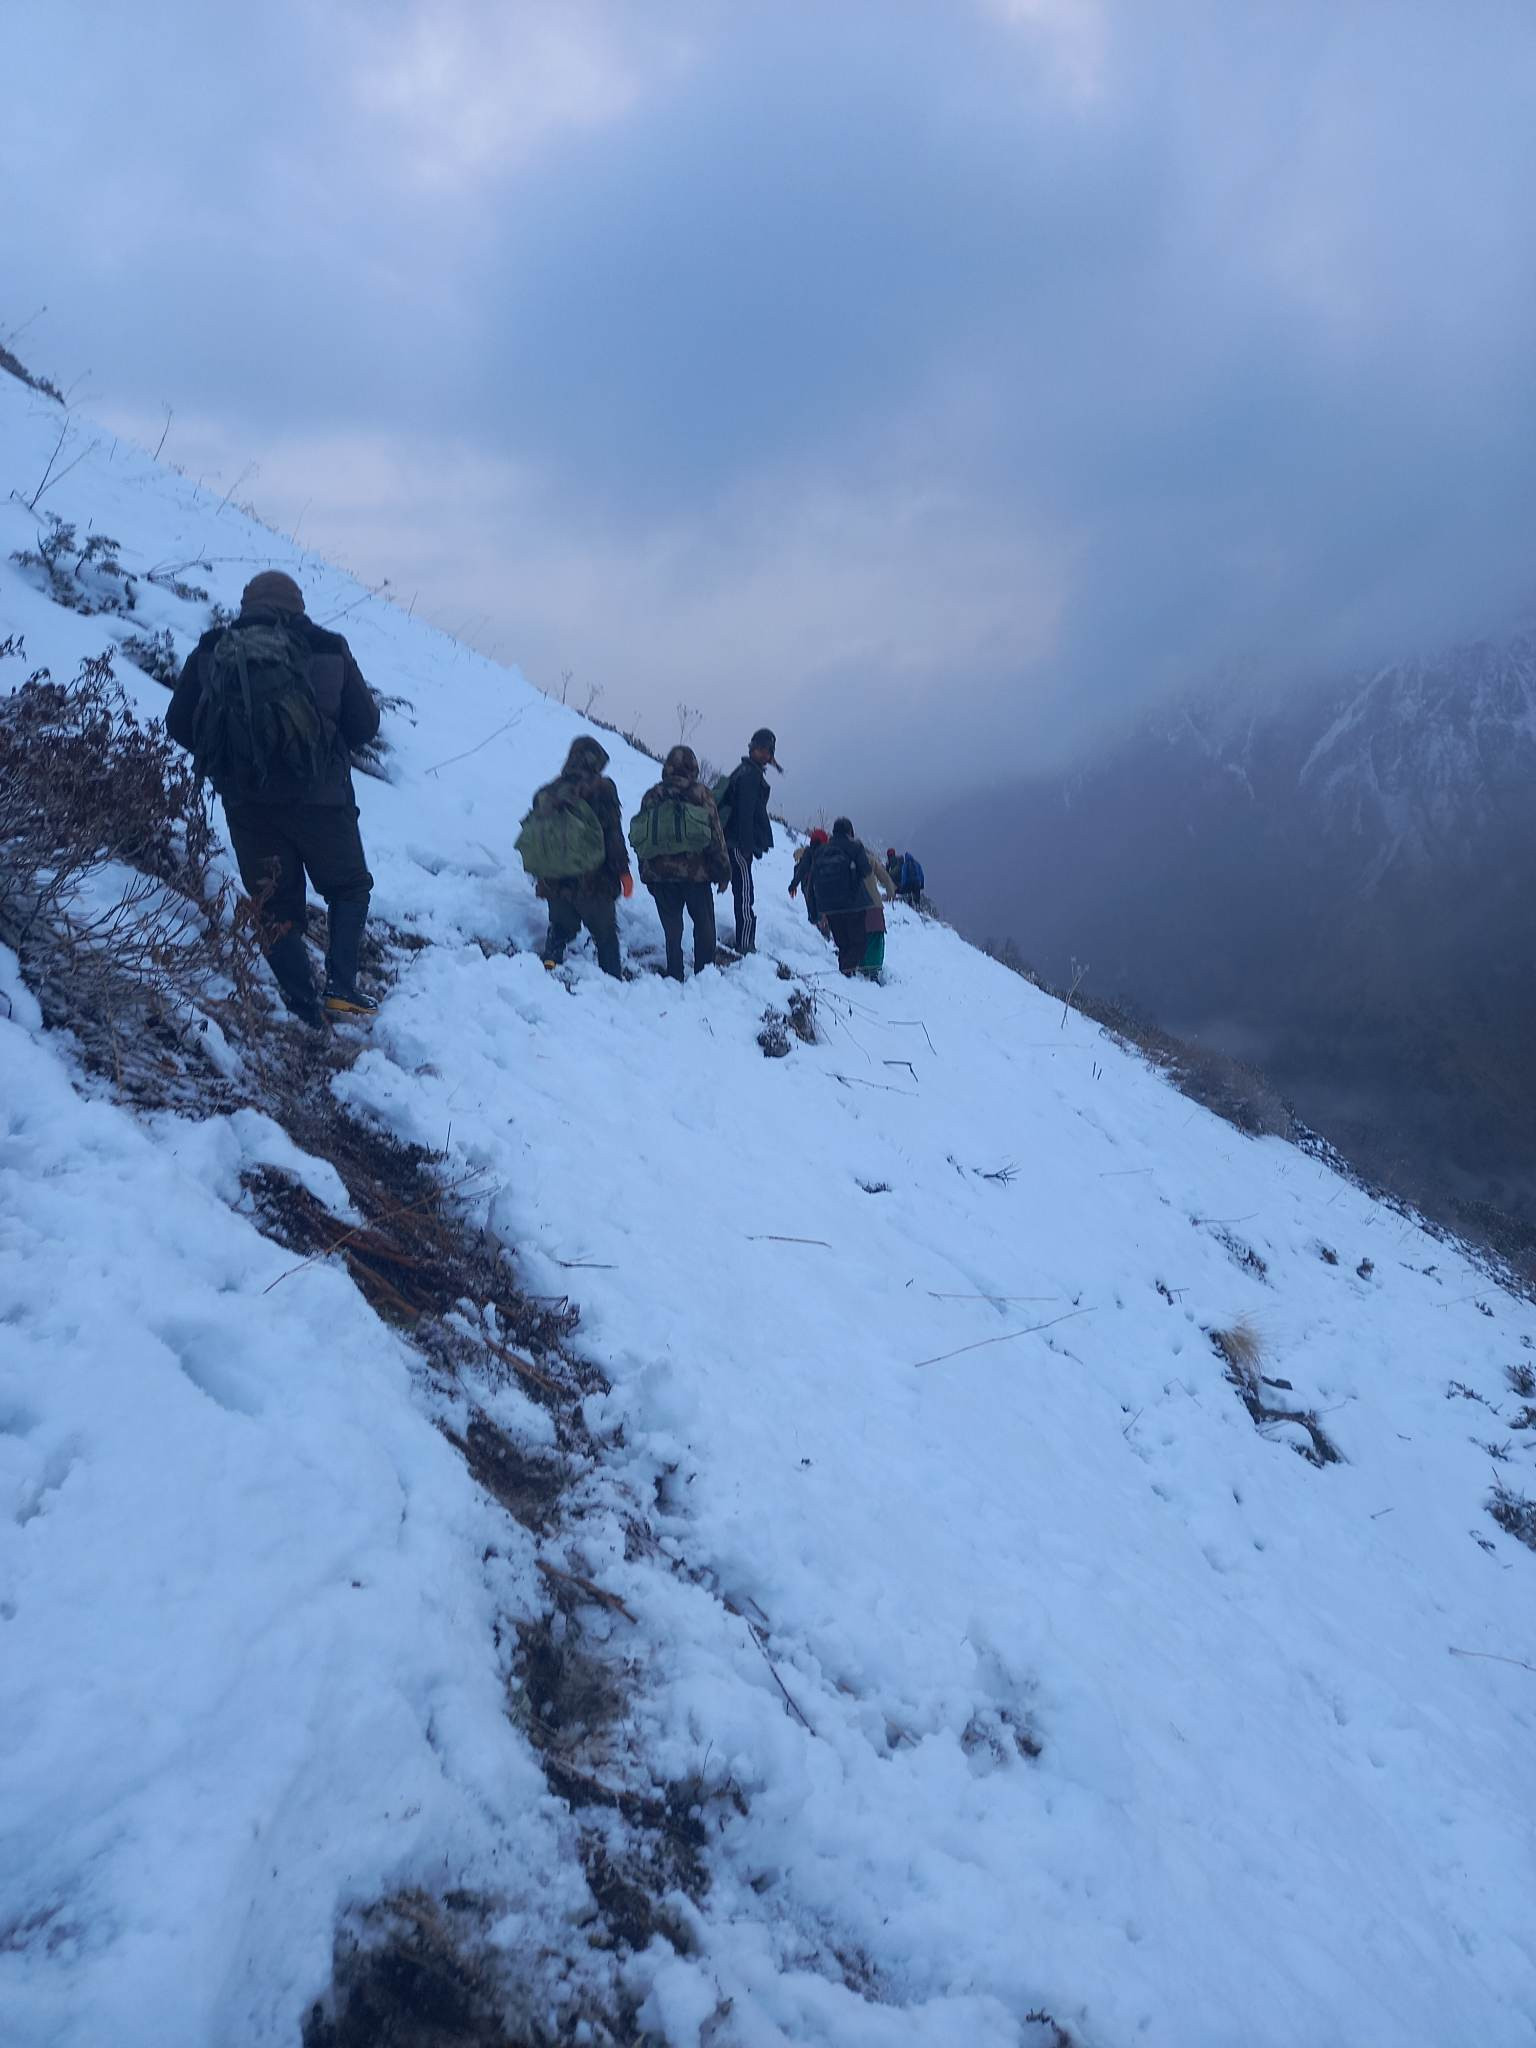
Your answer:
[1211,1321,1341,1468]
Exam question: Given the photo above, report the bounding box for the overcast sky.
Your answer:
[6,0,1536,824]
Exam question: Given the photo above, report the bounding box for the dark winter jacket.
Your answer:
[166,608,379,806]
[719,756,774,858]
[806,831,872,919]
[788,834,828,920]
[636,746,730,888]
[533,735,630,903]
[891,852,924,898]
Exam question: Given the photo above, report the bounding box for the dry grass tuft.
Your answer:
[1210,1318,1263,1377]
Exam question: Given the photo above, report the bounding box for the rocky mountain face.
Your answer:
[918,628,1536,1231]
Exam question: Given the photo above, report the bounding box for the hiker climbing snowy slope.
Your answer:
[166,569,381,1022]
[3,374,1536,2048]
[517,734,631,977]
[630,744,731,980]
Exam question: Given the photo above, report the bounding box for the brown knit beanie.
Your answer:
[240,570,304,615]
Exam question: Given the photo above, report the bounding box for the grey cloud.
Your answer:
[6,0,1536,823]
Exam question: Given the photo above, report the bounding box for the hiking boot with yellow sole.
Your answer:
[323,985,379,1019]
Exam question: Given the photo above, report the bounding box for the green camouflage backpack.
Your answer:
[191,620,331,794]
[516,785,606,880]
[628,797,716,861]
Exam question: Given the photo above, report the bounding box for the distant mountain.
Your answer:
[917,628,1536,1226]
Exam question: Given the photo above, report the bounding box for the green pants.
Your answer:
[544,891,622,978]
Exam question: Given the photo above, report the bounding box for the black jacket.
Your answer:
[807,835,871,918]
[720,756,773,858]
[166,609,380,805]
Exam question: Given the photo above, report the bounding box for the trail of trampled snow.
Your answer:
[3,376,1536,2046]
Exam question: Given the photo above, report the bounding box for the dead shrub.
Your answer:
[1487,1483,1536,1552]
[512,1613,625,1753]
[0,647,275,1090]
[1173,1042,1295,1139]
[757,1008,792,1058]
[0,340,64,403]
[1210,1319,1340,1467]
[787,985,817,1043]
[10,513,137,615]
[118,625,180,687]
[301,1889,594,2048]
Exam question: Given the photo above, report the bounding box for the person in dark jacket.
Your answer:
[534,735,631,978]
[716,727,778,953]
[788,828,829,924]
[634,745,729,980]
[165,569,380,1026]
[886,847,924,908]
[808,818,873,976]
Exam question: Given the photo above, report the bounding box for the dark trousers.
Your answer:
[225,798,372,942]
[544,891,622,978]
[225,800,373,930]
[729,847,757,952]
[825,909,867,975]
[225,799,373,1013]
[650,878,717,979]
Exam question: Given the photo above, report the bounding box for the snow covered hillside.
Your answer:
[3,372,1536,2048]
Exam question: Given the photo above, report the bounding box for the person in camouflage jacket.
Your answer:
[536,735,630,978]
[635,745,729,980]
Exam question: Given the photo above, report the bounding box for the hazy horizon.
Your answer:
[8,0,1536,828]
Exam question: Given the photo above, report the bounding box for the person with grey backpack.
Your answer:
[629,745,729,979]
[165,570,380,1027]
[516,736,631,977]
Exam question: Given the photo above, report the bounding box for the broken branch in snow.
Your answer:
[745,1619,816,1734]
[1449,1646,1536,1674]
[424,712,524,779]
[316,574,390,624]
[537,1558,637,1625]
[341,1247,420,1322]
[260,1168,486,1294]
[927,1292,1057,1304]
[828,1071,918,1096]
[889,1018,937,1056]
[912,1307,1095,1368]
[483,1335,562,1395]
[748,1234,833,1248]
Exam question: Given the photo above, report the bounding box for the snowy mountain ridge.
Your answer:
[3,372,1536,2047]
[1124,628,1536,881]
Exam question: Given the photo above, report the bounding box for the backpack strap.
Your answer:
[229,631,256,736]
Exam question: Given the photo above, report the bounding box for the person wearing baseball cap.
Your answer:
[713,727,781,953]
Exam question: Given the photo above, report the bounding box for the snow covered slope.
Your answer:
[3,375,1536,2047]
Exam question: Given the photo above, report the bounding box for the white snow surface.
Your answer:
[3,377,1536,2046]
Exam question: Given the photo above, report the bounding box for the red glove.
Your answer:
[620,872,634,899]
